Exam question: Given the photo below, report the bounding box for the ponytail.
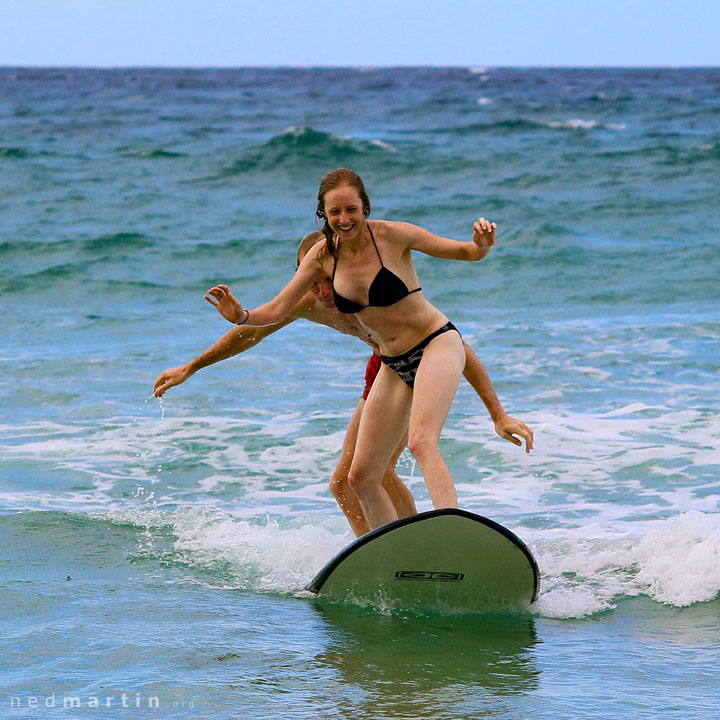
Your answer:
[315,210,338,259]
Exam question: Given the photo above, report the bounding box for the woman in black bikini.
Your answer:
[206,168,496,531]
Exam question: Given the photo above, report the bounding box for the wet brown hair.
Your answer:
[296,231,323,267]
[315,168,371,259]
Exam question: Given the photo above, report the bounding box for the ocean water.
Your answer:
[1,67,719,718]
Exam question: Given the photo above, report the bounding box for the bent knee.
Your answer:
[407,431,439,462]
[347,467,379,496]
[347,468,365,491]
[329,471,348,500]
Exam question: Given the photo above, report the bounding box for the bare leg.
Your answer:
[329,400,371,536]
[381,431,417,519]
[407,330,465,509]
[349,365,413,529]
[331,404,416,535]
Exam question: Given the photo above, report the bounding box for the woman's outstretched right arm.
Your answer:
[205,241,326,326]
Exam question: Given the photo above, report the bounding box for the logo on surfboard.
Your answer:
[394,571,464,583]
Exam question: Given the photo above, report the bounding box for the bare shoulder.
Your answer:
[371,220,423,250]
[300,234,340,277]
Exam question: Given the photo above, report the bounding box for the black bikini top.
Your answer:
[332,225,422,314]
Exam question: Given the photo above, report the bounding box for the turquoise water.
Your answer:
[1,67,719,718]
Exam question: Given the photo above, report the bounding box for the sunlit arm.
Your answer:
[152,321,293,398]
[462,343,535,453]
[393,218,497,262]
[462,343,506,421]
[189,322,292,373]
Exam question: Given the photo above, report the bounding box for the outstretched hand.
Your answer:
[205,284,245,324]
[493,414,534,453]
[154,365,192,398]
[472,217,496,257]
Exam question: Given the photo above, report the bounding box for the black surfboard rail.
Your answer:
[306,508,539,603]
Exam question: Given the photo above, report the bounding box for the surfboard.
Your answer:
[306,508,539,615]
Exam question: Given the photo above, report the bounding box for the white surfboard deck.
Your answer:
[306,508,539,615]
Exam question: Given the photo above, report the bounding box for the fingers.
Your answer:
[205,285,233,308]
[512,428,534,453]
[473,218,496,250]
[153,364,187,397]
[476,216,497,232]
[498,417,535,453]
[503,432,522,447]
[206,285,229,302]
[515,421,534,453]
[474,217,497,233]
[503,431,533,453]
[153,372,174,398]
[524,427,534,453]
[207,285,230,298]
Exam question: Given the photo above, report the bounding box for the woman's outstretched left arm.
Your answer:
[391,218,496,261]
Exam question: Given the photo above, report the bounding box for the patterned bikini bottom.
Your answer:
[379,322,460,388]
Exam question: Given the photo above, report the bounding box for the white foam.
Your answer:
[600,402,664,417]
[3,400,717,525]
[0,413,346,506]
[100,505,720,618]
[106,506,349,593]
[443,403,720,531]
[633,512,720,605]
[369,138,397,152]
[532,511,720,618]
[546,118,627,131]
[4,389,719,618]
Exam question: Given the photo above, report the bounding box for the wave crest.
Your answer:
[533,511,720,618]
[218,126,397,176]
[449,118,627,134]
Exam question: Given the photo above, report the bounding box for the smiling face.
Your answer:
[322,185,368,242]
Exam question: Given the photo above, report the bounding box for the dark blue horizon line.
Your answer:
[1,64,719,71]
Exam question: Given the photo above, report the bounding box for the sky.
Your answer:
[1,0,719,67]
